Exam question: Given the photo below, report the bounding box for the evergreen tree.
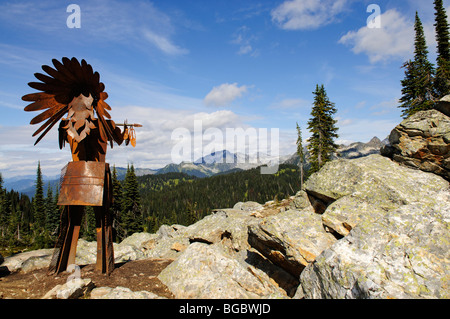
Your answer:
[111,166,123,242]
[296,122,305,189]
[121,164,143,238]
[0,173,7,239]
[399,12,435,117]
[434,0,450,98]
[32,162,46,247]
[81,206,96,241]
[186,200,199,225]
[307,84,339,173]
[45,183,59,244]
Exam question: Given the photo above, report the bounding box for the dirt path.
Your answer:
[0,258,175,299]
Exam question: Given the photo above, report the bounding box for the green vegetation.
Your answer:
[434,0,450,99]
[139,164,301,233]
[0,162,302,255]
[399,12,435,118]
[307,84,339,174]
[296,122,305,189]
[399,4,450,117]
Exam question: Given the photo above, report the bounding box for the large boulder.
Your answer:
[381,107,450,181]
[248,208,336,278]
[294,154,450,299]
[42,278,95,299]
[2,249,54,273]
[300,191,450,299]
[304,154,448,214]
[157,242,286,299]
[144,208,261,260]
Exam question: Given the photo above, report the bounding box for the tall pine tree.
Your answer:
[121,164,143,238]
[32,162,46,248]
[434,0,450,98]
[0,173,7,240]
[307,84,339,174]
[45,183,60,244]
[111,165,124,242]
[296,122,305,189]
[399,12,435,118]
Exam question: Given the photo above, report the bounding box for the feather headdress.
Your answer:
[22,57,121,147]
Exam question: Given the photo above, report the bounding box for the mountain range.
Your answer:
[3,137,386,197]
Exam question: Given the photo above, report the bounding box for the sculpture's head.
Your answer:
[22,57,120,146]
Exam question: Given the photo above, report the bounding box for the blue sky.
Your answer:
[0,0,447,178]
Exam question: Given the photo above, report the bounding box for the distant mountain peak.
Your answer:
[194,150,235,165]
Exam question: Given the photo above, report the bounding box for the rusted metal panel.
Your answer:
[58,161,106,206]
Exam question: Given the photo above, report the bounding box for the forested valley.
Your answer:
[0,163,302,256]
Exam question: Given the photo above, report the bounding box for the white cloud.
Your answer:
[0,0,188,57]
[232,26,259,56]
[0,105,247,177]
[204,83,249,107]
[143,29,189,56]
[339,9,415,63]
[271,0,349,30]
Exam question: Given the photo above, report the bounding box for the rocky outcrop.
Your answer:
[42,278,95,299]
[158,242,285,299]
[300,191,450,299]
[295,155,449,299]
[248,207,336,278]
[2,249,54,273]
[381,102,450,181]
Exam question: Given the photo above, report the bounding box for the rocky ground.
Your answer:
[0,258,174,299]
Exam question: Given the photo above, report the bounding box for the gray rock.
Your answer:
[305,155,449,213]
[288,191,313,211]
[381,109,450,181]
[76,236,149,264]
[248,208,336,278]
[113,242,145,263]
[300,191,450,299]
[143,225,191,259]
[435,94,450,117]
[74,238,97,265]
[120,232,156,248]
[184,209,259,253]
[42,278,94,299]
[321,195,387,237]
[233,201,264,212]
[158,242,286,299]
[2,248,54,273]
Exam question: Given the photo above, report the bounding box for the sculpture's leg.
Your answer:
[94,164,114,275]
[48,205,84,274]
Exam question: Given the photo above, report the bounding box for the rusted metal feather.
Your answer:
[33,106,68,145]
[53,58,77,82]
[30,103,66,125]
[22,92,54,102]
[42,64,72,84]
[34,72,59,85]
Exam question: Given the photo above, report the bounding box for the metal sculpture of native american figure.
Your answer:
[22,57,140,275]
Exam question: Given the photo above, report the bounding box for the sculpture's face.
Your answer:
[63,93,96,142]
